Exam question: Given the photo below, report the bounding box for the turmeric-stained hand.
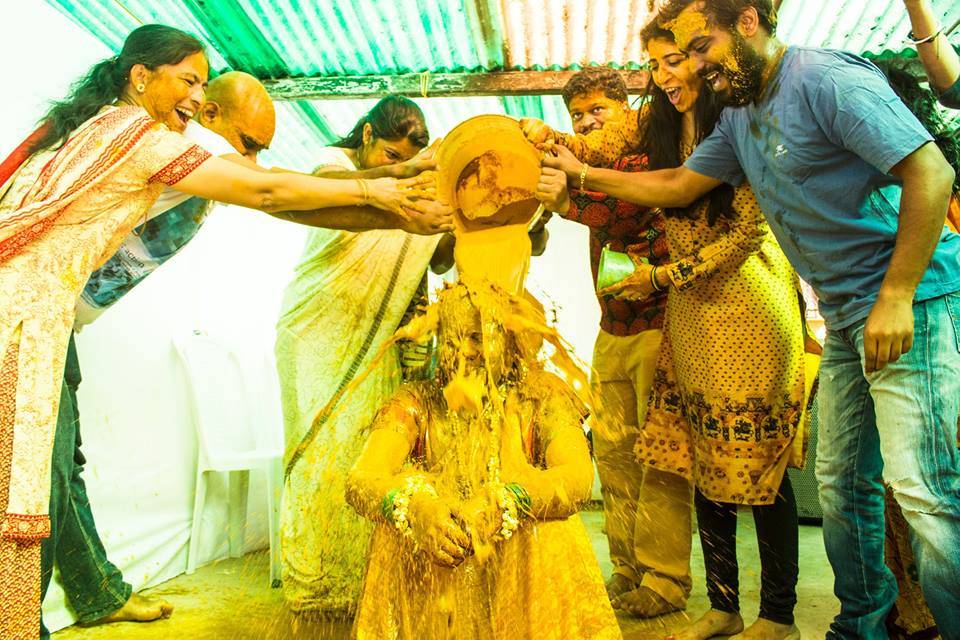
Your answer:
[536,167,571,214]
[541,145,584,182]
[408,493,472,567]
[399,198,455,235]
[599,262,657,301]
[520,117,555,145]
[394,138,441,178]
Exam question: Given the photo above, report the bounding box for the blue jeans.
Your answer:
[816,293,960,640]
[40,335,131,639]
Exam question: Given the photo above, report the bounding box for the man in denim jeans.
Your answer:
[538,1,960,637]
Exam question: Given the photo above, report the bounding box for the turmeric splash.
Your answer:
[344,278,621,640]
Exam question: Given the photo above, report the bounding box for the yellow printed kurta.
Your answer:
[640,177,808,505]
[276,147,439,614]
[351,375,621,640]
[552,118,810,506]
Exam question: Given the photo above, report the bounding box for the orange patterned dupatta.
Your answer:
[0,107,157,265]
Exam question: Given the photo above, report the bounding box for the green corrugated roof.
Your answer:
[46,0,960,170]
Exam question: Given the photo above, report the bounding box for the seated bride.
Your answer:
[344,115,620,640]
[345,278,620,640]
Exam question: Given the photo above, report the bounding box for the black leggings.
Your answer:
[694,474,799,625]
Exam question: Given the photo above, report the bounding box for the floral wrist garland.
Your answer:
[495,485,520,539]
[381,475,438,540]
[504,482,533,518]
[495,482,532,540]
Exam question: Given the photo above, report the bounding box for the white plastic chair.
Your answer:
[173,330,284,587]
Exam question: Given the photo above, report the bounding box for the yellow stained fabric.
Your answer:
[351,377,621,640]
[276,146,439,614]
[640,177,810,505]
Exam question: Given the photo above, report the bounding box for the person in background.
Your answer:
[536,67,693,618]
[902,0,960,108]
[541,18,809,638]
[873,59,960,640]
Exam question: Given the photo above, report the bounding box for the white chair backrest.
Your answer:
[173,331,257,460]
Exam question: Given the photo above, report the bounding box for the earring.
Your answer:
[137,84,145,93]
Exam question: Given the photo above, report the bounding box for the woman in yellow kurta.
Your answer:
[526,23,813,640]
[0,27,451,639]
[276,97,448,616]
[345,280,621,640]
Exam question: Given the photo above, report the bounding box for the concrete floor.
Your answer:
[53,511,838,640]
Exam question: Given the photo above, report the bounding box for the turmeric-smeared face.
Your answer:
[646,37,702,114]
[666,2,766,106]
[566,90,629,135]
[134,52,209,133]
[437,287,508,384]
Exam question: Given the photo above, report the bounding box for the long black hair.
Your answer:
[875,60,960,192]
[31,24,206,153]
[638,20,735,224]
[335,95,429,149]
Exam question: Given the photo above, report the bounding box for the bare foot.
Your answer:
[613,585,682,618]
[91,593,174,625]
[605,573,637,601]
[667,609,744,640]
[730,618,800,640]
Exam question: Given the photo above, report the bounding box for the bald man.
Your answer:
[199,70,276,162]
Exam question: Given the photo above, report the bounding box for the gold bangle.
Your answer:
[650,266,665,292]
[356,178,370,206]
[578,163,588,191]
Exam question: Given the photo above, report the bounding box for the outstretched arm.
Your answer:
[903,0,960,97]
[215,150,452,234]
[270,198,454,235]
[521,110,643,167]
[170,155,453,234]
[542,144,721,209]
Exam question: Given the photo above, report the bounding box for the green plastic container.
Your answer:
[596,246,647,292]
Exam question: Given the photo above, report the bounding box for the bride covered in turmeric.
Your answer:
[345,278,621,640]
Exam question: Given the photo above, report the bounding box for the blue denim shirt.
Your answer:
[686,46,960,329]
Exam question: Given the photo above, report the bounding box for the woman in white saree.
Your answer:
[276,97,450,617]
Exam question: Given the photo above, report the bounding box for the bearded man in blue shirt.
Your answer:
[538,1,960,637]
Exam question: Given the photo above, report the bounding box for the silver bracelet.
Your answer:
[906,28,942,45]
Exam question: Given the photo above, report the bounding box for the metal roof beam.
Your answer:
[263,69,650,101]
